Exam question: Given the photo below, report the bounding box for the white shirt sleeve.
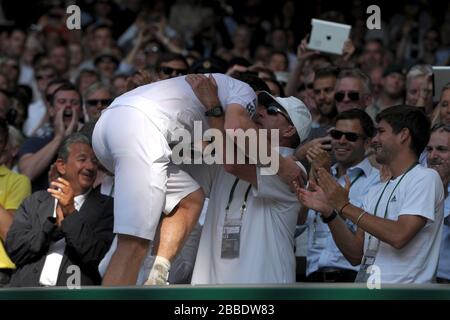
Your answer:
[398,169,444,222]
[214,73,257,118]
[253,162,304,204]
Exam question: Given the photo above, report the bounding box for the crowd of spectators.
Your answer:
[0,0,450,287]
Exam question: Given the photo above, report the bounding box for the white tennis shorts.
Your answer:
[93,105,200,241]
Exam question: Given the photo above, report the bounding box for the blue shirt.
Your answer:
[437,186,450,280]
[306,158,381,275]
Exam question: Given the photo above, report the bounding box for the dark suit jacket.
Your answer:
[5,187,114,287]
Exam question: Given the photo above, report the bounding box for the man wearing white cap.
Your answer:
[93,73,305,285]
[185,75,312,283]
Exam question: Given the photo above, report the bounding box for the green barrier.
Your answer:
[1,284,450,300]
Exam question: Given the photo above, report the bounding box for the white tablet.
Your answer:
[307,19,351,55]
[432,66,450,102]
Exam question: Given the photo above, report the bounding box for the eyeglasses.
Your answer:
[334,91,360,102]
[86,99,113,107]
[266,104,294,126]
[330,129,365,142]
[159,66,188,76]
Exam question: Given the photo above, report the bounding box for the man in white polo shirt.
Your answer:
[184,75,312,283]
[93,74,304,285]
[299,105,444,283]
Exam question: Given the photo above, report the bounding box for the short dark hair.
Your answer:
[45,79,72,101]
[57,133,91,161]
[264,78,285,97]
[50,83,82,106]
[376,105,431,157]
[155,53,188,70]
[336,108,375,138]
[231,72,270,92]
[314,66,340,82]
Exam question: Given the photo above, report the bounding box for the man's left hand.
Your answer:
[47,177,76,217]
[185,74,220,110]
[316,168,350,211]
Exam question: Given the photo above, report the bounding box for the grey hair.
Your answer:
[406,64,432,87]
[336,68,372,95]
[57,133,91,161]
[83,82,114,100]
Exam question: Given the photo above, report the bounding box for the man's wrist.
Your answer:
[205,105,224,117]
[62,203,76,216]
[321,210,338,223]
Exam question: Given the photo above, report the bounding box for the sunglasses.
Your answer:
[330,129,365,142]
[86,99,113,107]
[334,91,360,102]
[159,66,188,76]
[266,104,294,126]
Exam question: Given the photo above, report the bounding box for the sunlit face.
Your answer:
[406,75,432,107]
[50,89,82,127]
[313,76,336,116]
[439,89,450,125]
[372,120,399,164]
[332,119,368,167]
[335,77,367,113]
[85,88,113,121]
[426,130,450,173]
[57,143,98,195]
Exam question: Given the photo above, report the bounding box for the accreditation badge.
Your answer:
[354,249,377,283]
[221,218,242,259]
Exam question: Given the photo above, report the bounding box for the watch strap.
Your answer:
[321,210,338,223]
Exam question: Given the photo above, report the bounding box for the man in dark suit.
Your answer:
[5,133,114,287]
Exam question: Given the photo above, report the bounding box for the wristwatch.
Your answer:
[205,105,224,117]
[321,210,338,223]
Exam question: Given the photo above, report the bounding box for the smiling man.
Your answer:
[6,133,114,287]
[299,106,444,283]
[426,124,450,283]
[300,109,380,282]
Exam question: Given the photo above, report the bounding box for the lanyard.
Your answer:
[373,162,418,218]
[225,177,252,220]
[366,162,418,250]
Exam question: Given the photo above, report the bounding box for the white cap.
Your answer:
[258,91,312,143]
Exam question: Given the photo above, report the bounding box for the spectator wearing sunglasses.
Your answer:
[184,82,311,284]
[299,109,380,282]
[334,68,373,114]
[155,53,189,81]
[426,124,450,283]
[83,82,114,122]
